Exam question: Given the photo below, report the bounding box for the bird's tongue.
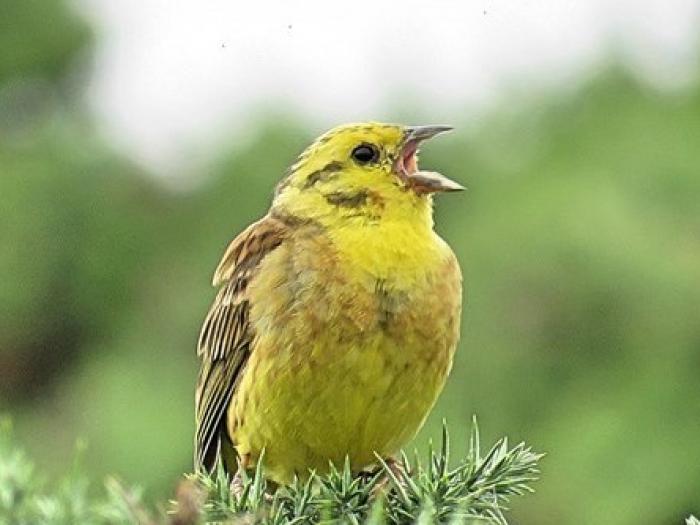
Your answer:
[402,144,419,175]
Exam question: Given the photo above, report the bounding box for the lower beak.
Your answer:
[407,170,465,193]
[398,125,465,194]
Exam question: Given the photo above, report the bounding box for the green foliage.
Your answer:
[177,419,542,524]
[0,0,90,83]
[0,420,143,525]
[0,421,541,524]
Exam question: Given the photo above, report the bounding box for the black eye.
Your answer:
[351,143,379,164]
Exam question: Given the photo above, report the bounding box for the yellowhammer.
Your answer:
[194,122,463,485]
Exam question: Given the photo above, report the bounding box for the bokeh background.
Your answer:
[2,1,699,523]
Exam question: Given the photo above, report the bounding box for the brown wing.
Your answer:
[194,214,288,472]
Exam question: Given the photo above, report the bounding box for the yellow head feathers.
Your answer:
[272,122,462,227]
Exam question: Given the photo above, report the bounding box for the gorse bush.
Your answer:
[0,420,542,524]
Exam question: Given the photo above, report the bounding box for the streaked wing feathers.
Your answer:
[194,215,287,472]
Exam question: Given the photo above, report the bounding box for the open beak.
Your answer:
[396,125,465,194]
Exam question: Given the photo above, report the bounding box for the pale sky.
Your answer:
[77,0,700,175]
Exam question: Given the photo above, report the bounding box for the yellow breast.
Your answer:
[228,221,462,484]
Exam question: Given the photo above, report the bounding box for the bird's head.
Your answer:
[272,122,463,228]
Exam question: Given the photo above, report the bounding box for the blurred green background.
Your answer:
[1,1,699,524]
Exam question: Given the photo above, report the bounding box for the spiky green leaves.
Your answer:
[0,420,542,524]
[185,420,542,524]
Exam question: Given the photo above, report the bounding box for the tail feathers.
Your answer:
[195,429,238,475]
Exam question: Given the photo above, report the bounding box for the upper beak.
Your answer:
[404,125,454,142]
[398,125,465,194]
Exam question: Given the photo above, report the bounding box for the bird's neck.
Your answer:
[325,209,444,285]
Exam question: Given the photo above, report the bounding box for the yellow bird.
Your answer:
[195,122,463,485]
